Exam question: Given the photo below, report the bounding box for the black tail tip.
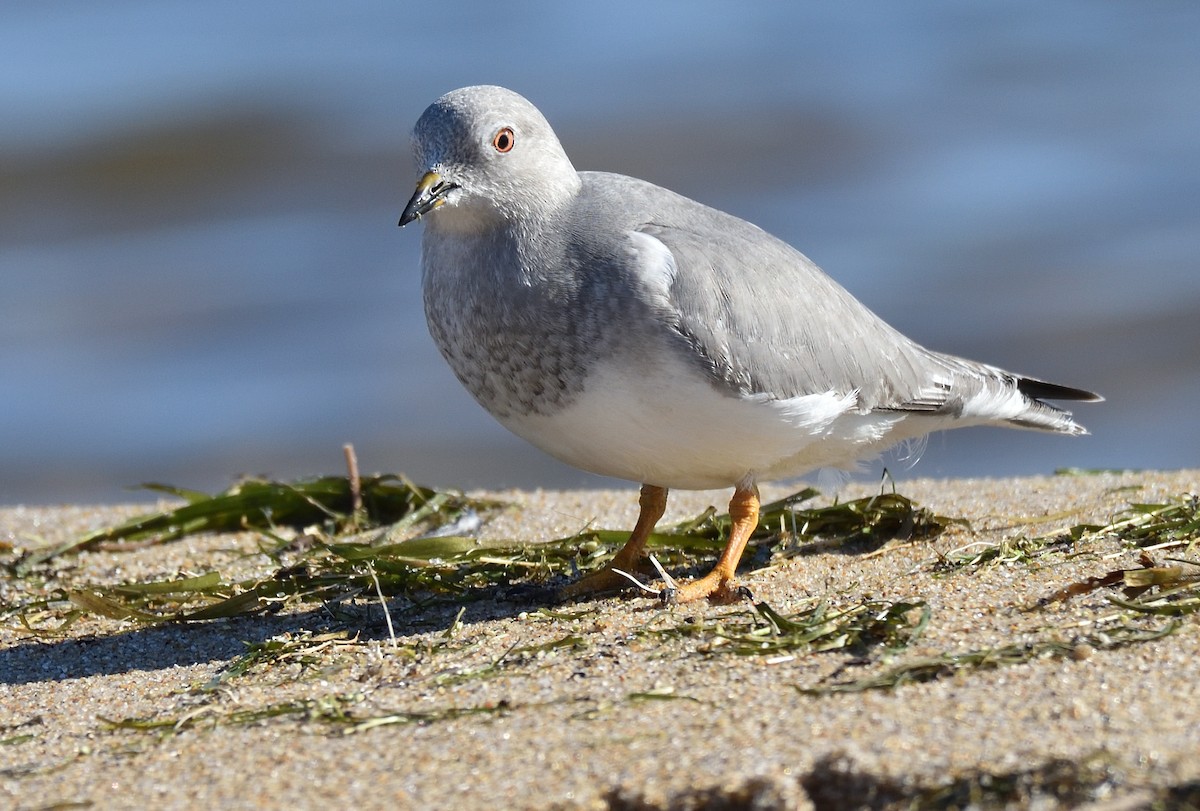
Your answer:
[1017,377,1103,404]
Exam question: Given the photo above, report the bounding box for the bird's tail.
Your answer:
[1005,375,1103,435]
[947,358,1102,435]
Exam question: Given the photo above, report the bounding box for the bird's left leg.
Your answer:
[558,484,668,600]
[662,485,759,604]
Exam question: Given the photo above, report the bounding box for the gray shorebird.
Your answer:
[399,85,1100,604]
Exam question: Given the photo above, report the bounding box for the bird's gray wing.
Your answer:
[571,172,1096,431]
[633,210,943,411]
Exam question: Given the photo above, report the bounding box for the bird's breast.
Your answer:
[420,230,622,420]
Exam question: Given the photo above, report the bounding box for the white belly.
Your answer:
[495,348,933,490]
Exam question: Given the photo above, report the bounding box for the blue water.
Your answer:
[2,1,1197,504]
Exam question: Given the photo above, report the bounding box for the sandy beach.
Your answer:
[2,470,1198,810]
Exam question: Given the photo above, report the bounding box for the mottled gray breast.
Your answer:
[421,212,642,421]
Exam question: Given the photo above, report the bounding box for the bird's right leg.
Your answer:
[558,484,668,600]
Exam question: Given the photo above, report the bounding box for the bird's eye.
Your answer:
[492,127,515,153]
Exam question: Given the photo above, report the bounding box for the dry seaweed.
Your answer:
[803,621,1176,694]
[938,492,1200,573]
[9,482,956,630]
[11,473,502,575]
[648,598,929,658]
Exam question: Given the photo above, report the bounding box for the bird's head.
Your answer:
[399,85,579,231]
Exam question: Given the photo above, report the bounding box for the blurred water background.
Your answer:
[2,1,1197,505]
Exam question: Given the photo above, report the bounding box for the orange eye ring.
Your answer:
[492,127,515,153]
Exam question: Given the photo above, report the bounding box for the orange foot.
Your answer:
[557,482,762,605]
[558,564,648,600]
[658,485,760,604]
[659,570,753,605]
[557,484,667,601]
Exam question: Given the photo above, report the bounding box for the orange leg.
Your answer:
[664,485,760,604]
[558,484,668,600]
